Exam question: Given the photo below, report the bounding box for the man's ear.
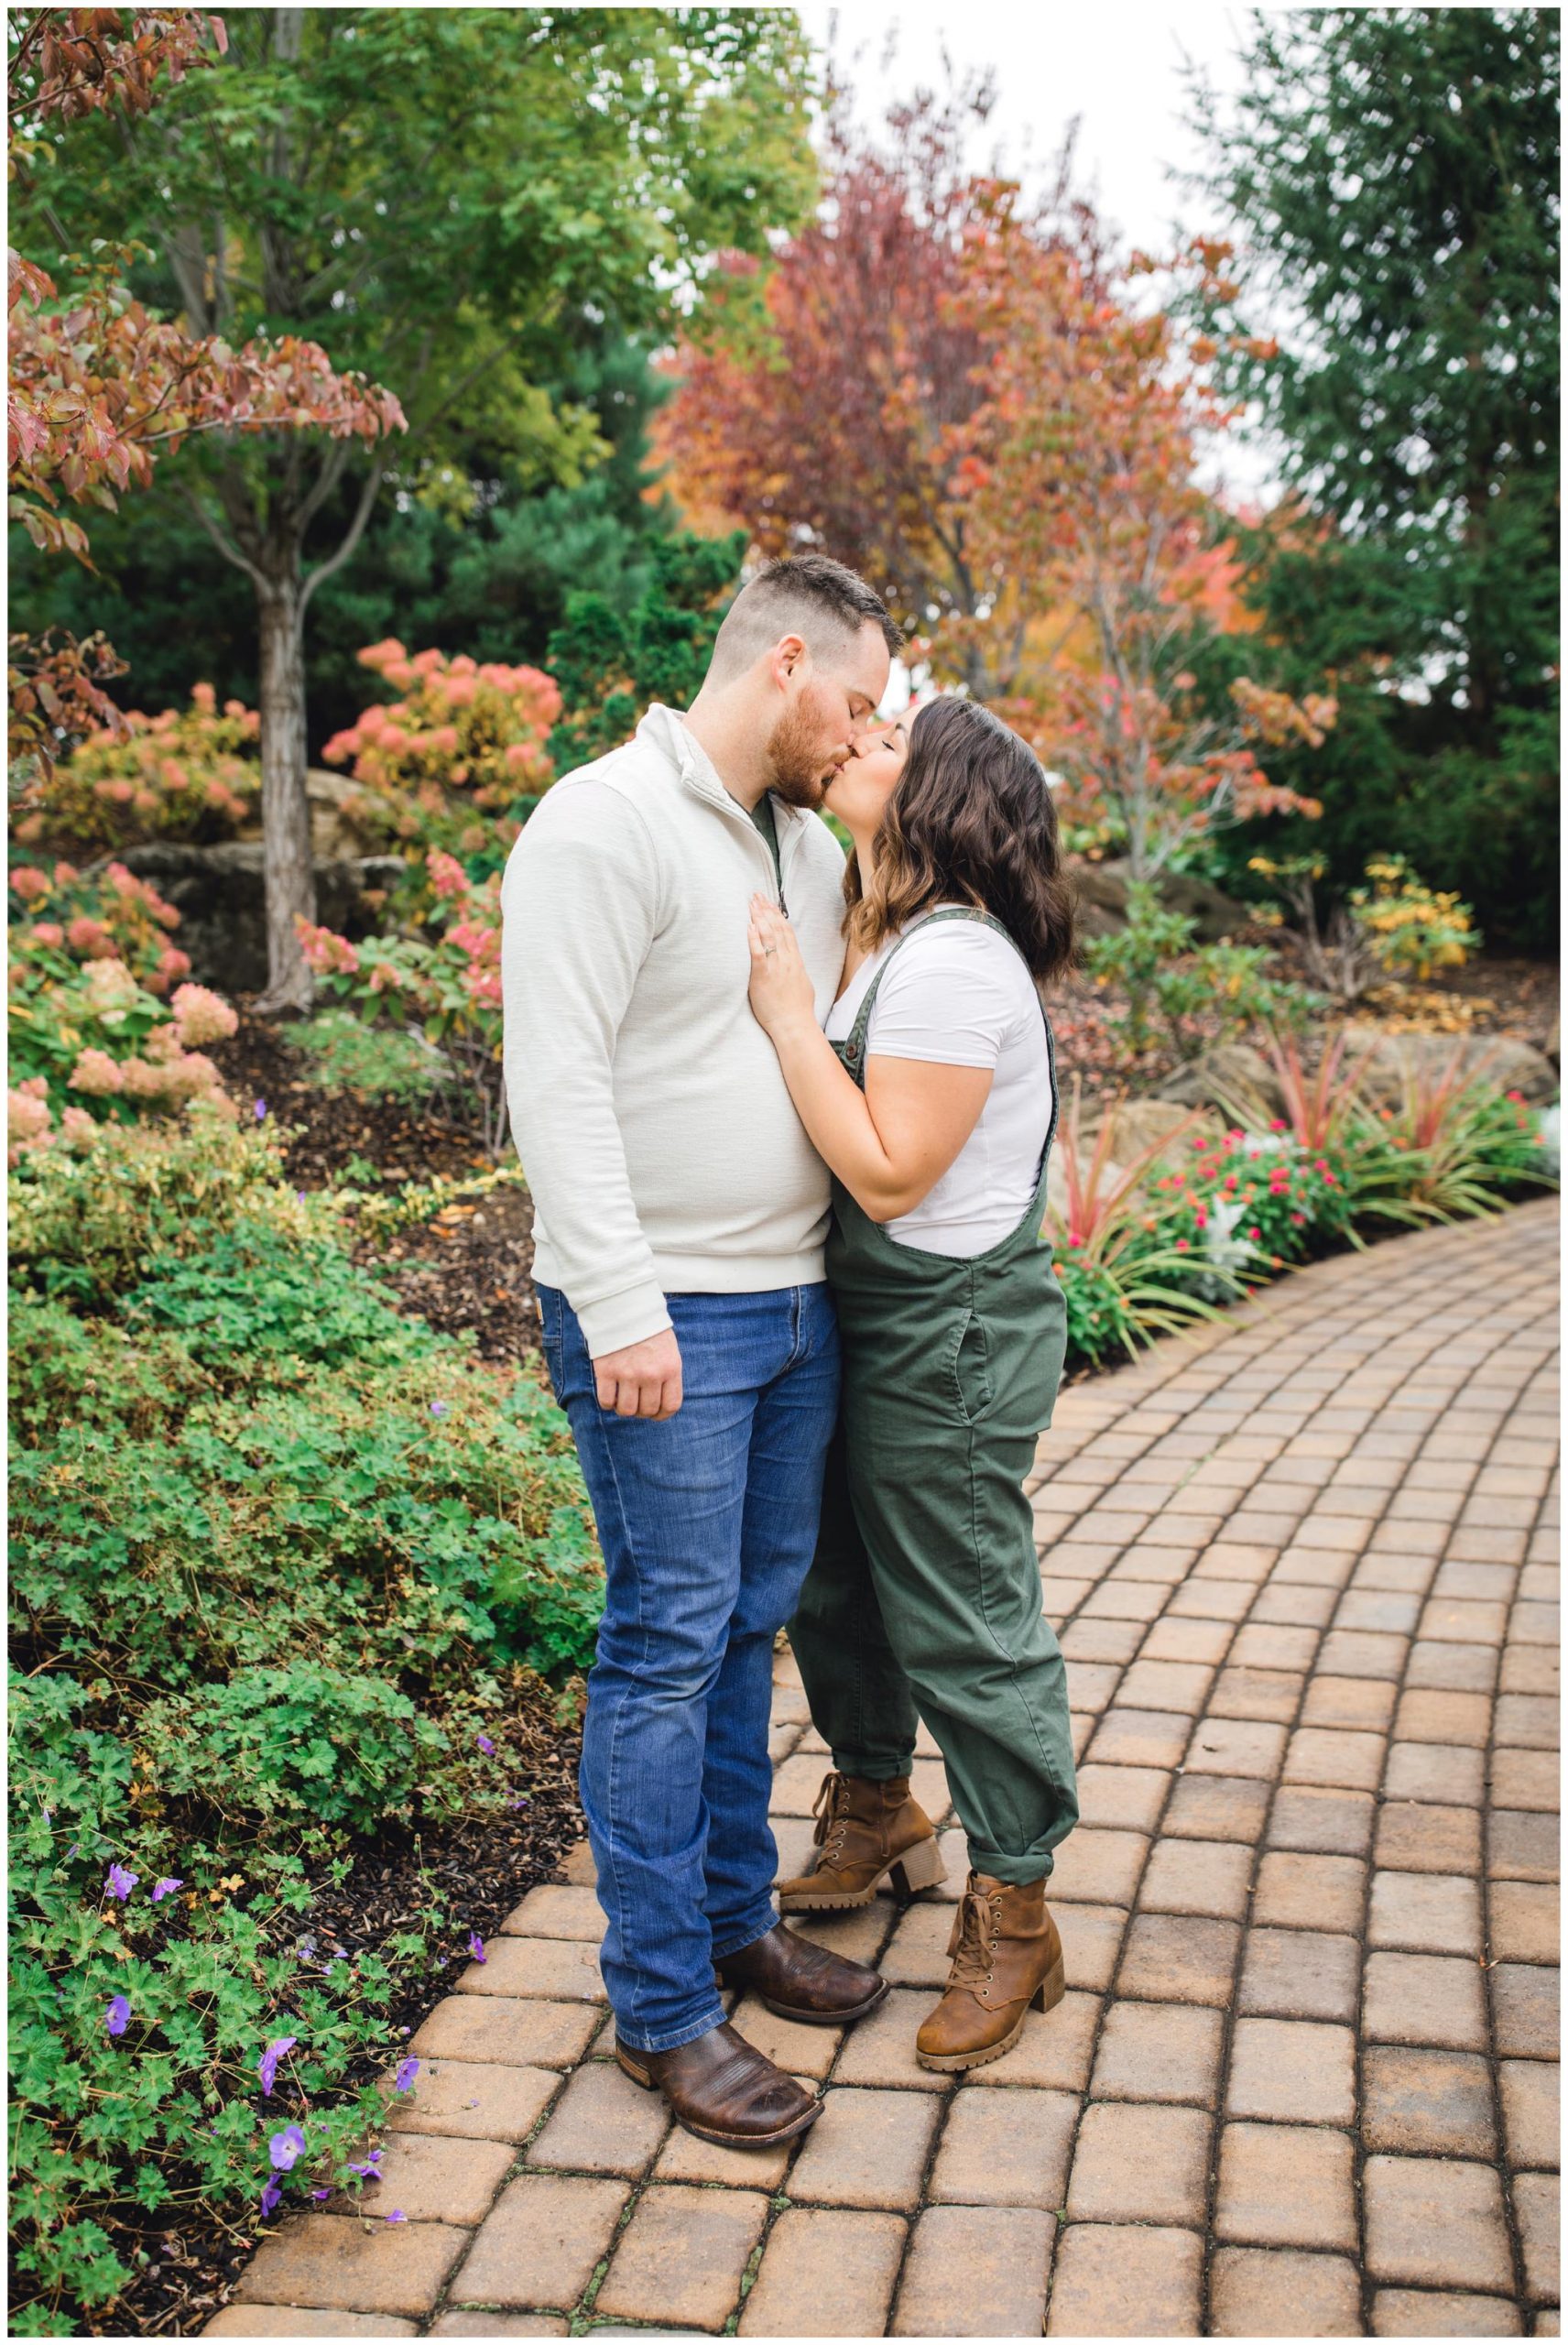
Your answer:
[768,632,809,693]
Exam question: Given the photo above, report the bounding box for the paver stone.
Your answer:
[1046,2223,1203,2338]
[594,2184,770,2331]
[738,2209,907,2338]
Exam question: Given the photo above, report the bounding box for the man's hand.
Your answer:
[592,1327,683,1420]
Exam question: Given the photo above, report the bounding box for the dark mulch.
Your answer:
[90,1691,586,2340]
[204,1010,540,1368]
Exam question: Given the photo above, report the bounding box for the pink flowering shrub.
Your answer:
[10,859,192,996]
[9,913,237,1142]
[297,851,506,1151]
[14,682,259,854]
[321,640,560,866]
[1155,1125,1356,1275]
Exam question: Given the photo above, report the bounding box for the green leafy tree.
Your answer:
[16,8,817,1003]
[1184,8,1559,944]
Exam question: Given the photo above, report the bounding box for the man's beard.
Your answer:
[766,701,836,809]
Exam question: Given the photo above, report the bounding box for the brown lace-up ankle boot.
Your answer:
[915,1871,1065,2072]
[777,1771,946,1912]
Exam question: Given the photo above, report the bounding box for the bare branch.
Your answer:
[299,459,387,614]
[182,487,268,590]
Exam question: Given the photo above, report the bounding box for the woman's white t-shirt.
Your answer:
[823,912,1052,1257]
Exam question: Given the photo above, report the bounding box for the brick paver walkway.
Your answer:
[210,1202,1560,2340]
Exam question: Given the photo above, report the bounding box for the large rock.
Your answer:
[1155,1042,1285,1124]
[1072,858,1253,943]
[1340,1024,1560,1106]
[1042,1098,1222,1236]
[94,842,406,994]
[231,769,383,860]
[1094,1097,1225,1167]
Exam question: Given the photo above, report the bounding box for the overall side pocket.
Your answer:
[946,1306,995,1429]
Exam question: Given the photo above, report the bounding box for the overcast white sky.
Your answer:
[791,1,1280,499]
[794,1,1256,254]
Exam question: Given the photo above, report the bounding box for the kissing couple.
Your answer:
[501,555,1080,2151]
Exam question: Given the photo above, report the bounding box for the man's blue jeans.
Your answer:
[537,1282,841,2054]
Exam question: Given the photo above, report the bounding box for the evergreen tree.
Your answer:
[1187,7,1559,945]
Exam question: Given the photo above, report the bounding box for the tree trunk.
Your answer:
[255,573,316,1013]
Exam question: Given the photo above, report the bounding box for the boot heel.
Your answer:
[615,2046,656,2092]
[1030,1955,1067,2014]
[887,1835,947,1898]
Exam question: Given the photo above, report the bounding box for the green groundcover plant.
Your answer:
[9,1114,604,2331]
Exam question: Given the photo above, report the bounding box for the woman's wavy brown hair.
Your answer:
[844,696,1075,981]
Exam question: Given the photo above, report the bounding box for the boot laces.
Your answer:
[811,1771,852,1862]
[947,1886,1001,1991]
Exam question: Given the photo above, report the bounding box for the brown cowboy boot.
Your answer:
[715,1922,888,2023]
[615,2022,821,2149]
[915,1871,1065,2073]
[777,1771,946,1913]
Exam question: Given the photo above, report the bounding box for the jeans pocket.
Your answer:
[538,1288,567,1400]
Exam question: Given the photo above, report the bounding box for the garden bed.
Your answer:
[38,1707,584,2341]
[204,1016,540,1369]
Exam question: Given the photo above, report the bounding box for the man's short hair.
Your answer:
[708,554,902,682]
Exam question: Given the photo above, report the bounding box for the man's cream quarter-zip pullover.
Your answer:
[500,703,849,1356]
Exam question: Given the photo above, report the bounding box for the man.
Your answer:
[501,555,901,2149]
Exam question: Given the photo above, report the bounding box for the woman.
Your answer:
[746,693,1079,2073]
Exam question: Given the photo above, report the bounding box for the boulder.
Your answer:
[1155,1042,1285,1124]
[1094,1097,1225,1167]
[1071,858,1254,943]
[1340,1024,1560,1106]
[94,842,406,995]
[231,769,382,860]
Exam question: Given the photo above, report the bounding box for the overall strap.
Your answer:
[841,907,1020,1082]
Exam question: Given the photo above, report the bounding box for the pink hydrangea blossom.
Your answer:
[296,921,360,976]
[67,916,114,959]
[8,1089,53,1149]
[85,958,140,1017]
[427,852,469,901]
[9,866,50,901]
[171,983,239,1047]
[69,1048,125,1096]
[60,1106,100,1150]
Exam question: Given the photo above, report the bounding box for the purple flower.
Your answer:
[386,2209,407,2224]
[259,2180,282,2220]
[103,1864,137,1902]
[268,2124,308,2172]
[347,2149,383,2178]
[430,1400,448,1417]
[467,1933,486,1965]
[105,1995,131,2037]
[507,1793,529,1808]
[151,1877,183,1903]
[310,2187,332,2201]
[254,1098,267,1121]
[393,2057,419,2094]
[258,2034,299,2096]
[475,1733,495,1756]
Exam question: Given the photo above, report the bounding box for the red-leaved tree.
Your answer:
[945,205,1334,872]
[657,84,1106,699]
[659,94,1335,874]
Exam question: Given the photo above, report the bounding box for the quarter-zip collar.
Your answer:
[637,701,808,908]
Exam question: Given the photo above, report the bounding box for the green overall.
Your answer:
[789,909,1080,1884]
